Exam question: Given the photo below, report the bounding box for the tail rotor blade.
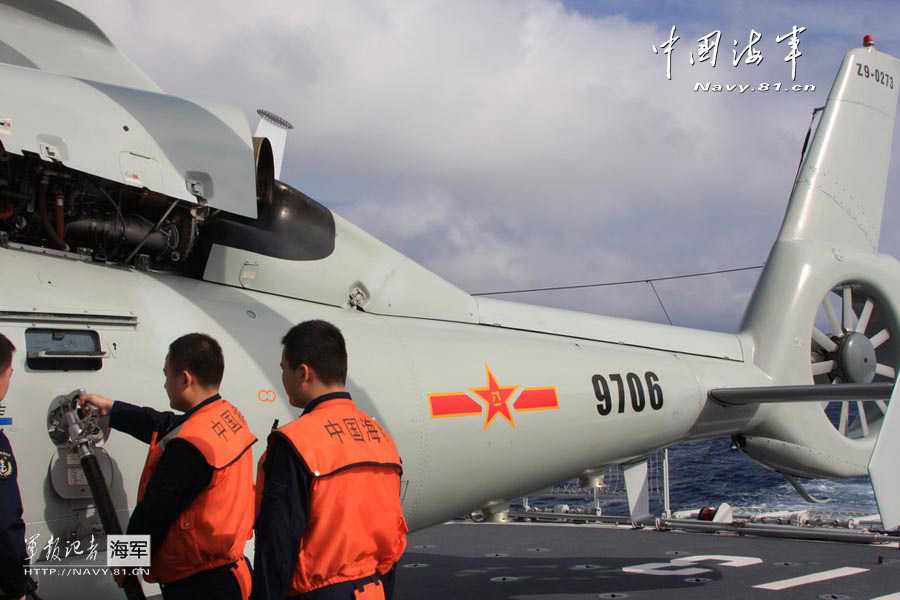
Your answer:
[824,298,842,335]
[856,299,875,334]
[843,286,854,332]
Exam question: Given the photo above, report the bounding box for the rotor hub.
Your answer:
[837,332,877,383]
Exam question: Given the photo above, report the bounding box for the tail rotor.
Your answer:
[811,283,899,440]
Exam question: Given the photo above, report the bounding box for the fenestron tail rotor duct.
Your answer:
[810,283,898,439]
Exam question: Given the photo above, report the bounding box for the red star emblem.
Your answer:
[470,366,518,430]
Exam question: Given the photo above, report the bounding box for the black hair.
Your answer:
[168,333,224,388]
[281,320,347,385]
[0,334,15,372]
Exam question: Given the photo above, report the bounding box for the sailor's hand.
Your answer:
[79,393,114,416]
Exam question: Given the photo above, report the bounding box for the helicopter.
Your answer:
[0,1,898,597]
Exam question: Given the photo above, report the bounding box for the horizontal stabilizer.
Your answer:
[710,383,893,406]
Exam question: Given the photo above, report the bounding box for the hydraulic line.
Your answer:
[36,177,67,251]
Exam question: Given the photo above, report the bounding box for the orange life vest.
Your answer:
[137,397,257,587]
[255,397,408,596]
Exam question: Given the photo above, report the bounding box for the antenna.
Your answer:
[254,109,294,180]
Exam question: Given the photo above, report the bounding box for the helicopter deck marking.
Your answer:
[753,566,869,590]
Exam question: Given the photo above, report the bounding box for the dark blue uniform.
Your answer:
[0,430,26,599]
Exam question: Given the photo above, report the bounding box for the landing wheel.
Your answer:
[810,283,898,439]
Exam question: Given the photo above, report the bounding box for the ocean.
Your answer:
[522,437,878,518]
[666,438,876,513]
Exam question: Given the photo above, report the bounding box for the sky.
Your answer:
[64,0,900,333]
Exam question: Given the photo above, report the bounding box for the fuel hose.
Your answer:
[61,401,146,600]
[78,453,146,600]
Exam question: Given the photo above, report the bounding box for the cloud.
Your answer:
[64,0,900,332]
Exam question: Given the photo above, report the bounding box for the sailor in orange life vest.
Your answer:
[251,320,408,600]
[79,333,257,600]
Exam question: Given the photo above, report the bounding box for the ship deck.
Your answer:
[398,520,900,599]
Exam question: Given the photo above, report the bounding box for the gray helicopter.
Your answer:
[0,1,898,598]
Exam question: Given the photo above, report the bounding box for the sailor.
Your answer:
[251,320,407,600]
[0,334,26,600]
[81,333,256,600]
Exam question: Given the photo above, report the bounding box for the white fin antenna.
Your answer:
[254,109,294,180]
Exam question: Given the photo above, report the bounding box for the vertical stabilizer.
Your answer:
[778,43,900,251]
[742,40,900,381]
[735,41,900,488]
